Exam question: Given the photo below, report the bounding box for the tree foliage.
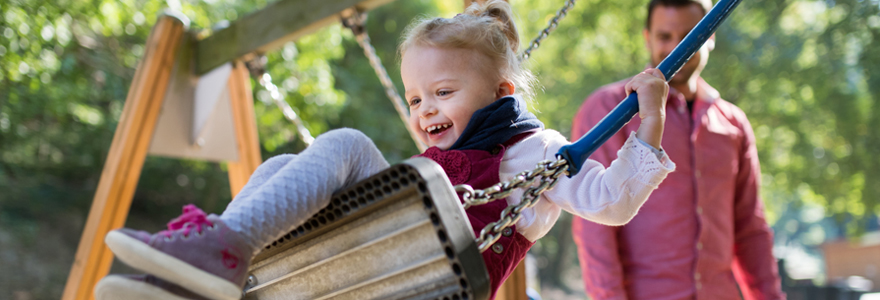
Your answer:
[1,0,879,297]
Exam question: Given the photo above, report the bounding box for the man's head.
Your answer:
[643,0,714,86]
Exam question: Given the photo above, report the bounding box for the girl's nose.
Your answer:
[419,105,438,119]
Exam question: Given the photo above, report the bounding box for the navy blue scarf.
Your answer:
[449,95,544,151]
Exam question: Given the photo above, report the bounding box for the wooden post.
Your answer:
[495,261,529,300]
[226,61,262,197]
[61,15,187,300]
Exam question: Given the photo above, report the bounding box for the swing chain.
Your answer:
[245,56,316,146]
[455,158,569,252]
[520,0,577,60]
[341,11,428,152]
[456,158,568,209]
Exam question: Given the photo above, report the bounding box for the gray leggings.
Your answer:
[220,128,390,250]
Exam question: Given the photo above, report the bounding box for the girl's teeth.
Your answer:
[427,124,451,133]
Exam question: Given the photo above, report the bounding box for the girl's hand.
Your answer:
[625,68,668,149]
[625,68,668,121]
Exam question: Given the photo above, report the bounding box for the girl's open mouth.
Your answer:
[426,123,452,136]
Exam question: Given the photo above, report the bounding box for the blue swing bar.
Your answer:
[557,0,743,176]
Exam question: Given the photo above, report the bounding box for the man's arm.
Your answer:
[730,113,785,300]
[570,88,632,300]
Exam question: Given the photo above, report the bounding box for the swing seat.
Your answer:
[242,157,490,300]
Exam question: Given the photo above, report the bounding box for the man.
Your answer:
[570,0,785,299]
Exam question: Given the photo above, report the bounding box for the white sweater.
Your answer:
[500,129,676,242]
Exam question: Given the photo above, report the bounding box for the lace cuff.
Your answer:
[635,136,667,161]
[618,132,676,187]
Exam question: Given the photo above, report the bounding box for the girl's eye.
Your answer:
[438,90,451,96]
[409,98,421,106]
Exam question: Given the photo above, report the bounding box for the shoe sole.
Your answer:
[95,275,192,300]
[105,231,241,300]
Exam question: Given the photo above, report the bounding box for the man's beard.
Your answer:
[668,64,696,85]
[654,55,697,85]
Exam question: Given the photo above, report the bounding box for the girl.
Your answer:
[96,1,674,299]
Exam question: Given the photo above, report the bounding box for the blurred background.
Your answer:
[1,0,879,299]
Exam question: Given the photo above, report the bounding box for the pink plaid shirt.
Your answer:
[571,78,785,300]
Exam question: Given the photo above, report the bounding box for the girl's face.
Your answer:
[401,46,513,150]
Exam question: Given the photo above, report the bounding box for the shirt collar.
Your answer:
[667,77,719,110]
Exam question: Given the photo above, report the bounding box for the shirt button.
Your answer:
[697,242,703,250]
[695,170,702,178]
[502,227,514,237]
[492,243,504,254]
[696,282,702,290]
[696,206,703,215]
[695,273,701,280]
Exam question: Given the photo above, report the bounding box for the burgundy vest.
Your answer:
[416,133,535,300]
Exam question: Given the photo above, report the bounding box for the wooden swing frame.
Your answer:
[61,0,528,299]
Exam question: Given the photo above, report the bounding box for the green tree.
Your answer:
[2,0,879,298]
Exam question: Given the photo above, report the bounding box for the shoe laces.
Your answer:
[162,204,214,238]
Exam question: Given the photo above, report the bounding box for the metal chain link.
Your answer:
[520,0,577,61]
[342,12,427,152]
[245,57,315,146]
[455,158,569,252]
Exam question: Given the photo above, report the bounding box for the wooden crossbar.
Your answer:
[195,0,396,74]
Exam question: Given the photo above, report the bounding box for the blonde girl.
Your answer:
[96,1,674,299]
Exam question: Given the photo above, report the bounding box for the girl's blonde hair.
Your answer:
[399,0,537,102]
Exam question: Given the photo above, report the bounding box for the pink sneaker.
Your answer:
[95,274,209,300]
[104,205,253,300]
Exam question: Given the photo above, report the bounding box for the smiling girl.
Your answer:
[96,1,675,299]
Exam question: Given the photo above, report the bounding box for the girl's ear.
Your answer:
[496,81,515,98]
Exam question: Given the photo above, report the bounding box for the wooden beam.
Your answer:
[495,261,529,300]
[196,0,396,74]
[226,61,263,197]
[61,15,186,300]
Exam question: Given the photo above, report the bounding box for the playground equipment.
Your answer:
[62,0,742,298]
[242,158,489,299]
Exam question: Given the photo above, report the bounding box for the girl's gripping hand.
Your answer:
[625,68,668,149]
[625,68,668,121]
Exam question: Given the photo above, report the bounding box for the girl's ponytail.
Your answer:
[464,0,520,54]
